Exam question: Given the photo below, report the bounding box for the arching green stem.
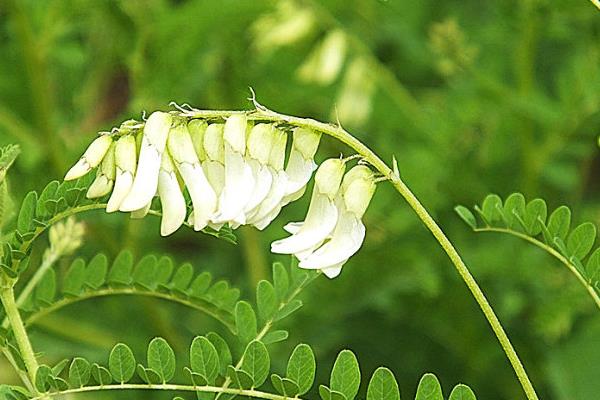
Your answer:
[185,105,540,400]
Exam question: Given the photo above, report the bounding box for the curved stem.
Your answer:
[28,383,303,400]
[474,227,600,309]
[24,288,235,332]
[185,106,539,400]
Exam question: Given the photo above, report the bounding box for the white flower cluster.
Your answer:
[64,111,376,278]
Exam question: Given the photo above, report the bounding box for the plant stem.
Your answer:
[27,383,304,400]
[0,286,40,388]
[185,106,540,400]
[0,346,36,393]
[474,227,600,309]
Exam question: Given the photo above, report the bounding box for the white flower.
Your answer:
[247,127,289,229]
[298,29,347,85]
[64,135,113,181]
[106,135,137,212]
[282,127,321,204]
[187,119,208,162]
[119,111,172,212]
[157,151,186,236]
[271,158,346,254]
[86,142,116,198]
[298,165,376,278]
[167,121,217,231]
[202,123,225,197]
[212,114,255,225]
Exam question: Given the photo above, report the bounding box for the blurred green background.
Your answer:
[1,0,599,398]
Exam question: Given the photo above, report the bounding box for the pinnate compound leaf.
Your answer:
[567,222,596,260]
[235,301,257,345]
[109,343,135,383]
[240,340,270,388]
[454,206,476,230]
[148,337,176,383]
[448,384,476,400]
[415,373,443,400]
[524,198,547,235]
[256,280,277,322]
[366,367,400,400]
[69,357,91,388]
[287,343,316,395]
[330,350,360,400]
[190,336,219,384]
[503,193,526,230]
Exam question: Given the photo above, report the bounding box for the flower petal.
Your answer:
[64,135,113,181]
[299,212,365,270]
[320,262,345,279]
[248,169,287,230]
[86,142,116,199]
[282,150,317,203]
[243,160,273,214]
[106,135,137,212]
[270,191,338,254]
[157,153,186,236]
[119,112,172,211]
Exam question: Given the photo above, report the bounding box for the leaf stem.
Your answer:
[0,286,40,392]
[185,106,540,400]
[474,227,600,309]
[28,383,305,400]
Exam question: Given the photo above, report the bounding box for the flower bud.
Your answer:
[340,165,373,192]
[188,119,208,161]
[247,124,274,164]
[64,135,113,181]
[223,114,248,154]
[343,176,376,218]
[204,123,224,162]
[298,29,347,85]
[314,158,345,198]
[268,128,287,170]
[291,127,321,159]
[48,217,85,257]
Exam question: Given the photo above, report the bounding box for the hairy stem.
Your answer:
[0,286,40,390]
[28,383,304,400]
[185,106,540,400]
[474,227,600,309]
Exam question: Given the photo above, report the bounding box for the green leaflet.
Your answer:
[69,357,91,388]
[330,350,361,400]
[415,373,443,400]
[190,336,220,384]
[109,343,136,383]
[286,343,316,395]
[147,337,176,383]
[235,301,258,345]
[240,340,270,387]
[448,384,476,400]
[366,367,400,400]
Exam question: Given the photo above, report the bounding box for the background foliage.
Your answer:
[0,0,599,398]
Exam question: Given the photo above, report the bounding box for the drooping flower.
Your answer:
[157,151,186,236]
[271,158,346,254]
[86,141,116,198]
[168,121,217,231]
[298,165,376,278]
[282,127,321,204]
[247,127,289,229]
[64,135,113,181]
[212,114,255,225]
[106,135,137,212]
[119,111,173,212]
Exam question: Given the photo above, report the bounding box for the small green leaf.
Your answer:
[448,384,476,400]
[586,248,600,284]
[454,206,477,230]
[91,363,112,386]
[170,263,194,292]
[567,222,596,259]
[330,350,360,400]
[366,367,400,400]
[235,301,257,345]
[256,280,277,322]
[503,193,526,230]
[109,343,135,383]
[262,330,288,344]
[147,337,176,383]
[481,194,503,224]
[35,269,56,306]
[52,359,69,376]
[133,255,158,290]
[155,256,174,286]
[69,357,91,388]
[206,332,231,376]
[17,191,37,233]
[108,250,133,285]
[287,343,316,395]
[524,198,547,235]
[35,365,52,393]
[84,254,108,289]
[272,374,300,397]
[190,336,219,384]
[415,373,443,400]
[546,206,571,242]
[320,385,347,400]
[63,259,86,296]
[36,181,59,219]
[272,262,289,302]
[240,340,270,388]
[274,299,302,321]
[137,365,162,384]
[189,272,212,298]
